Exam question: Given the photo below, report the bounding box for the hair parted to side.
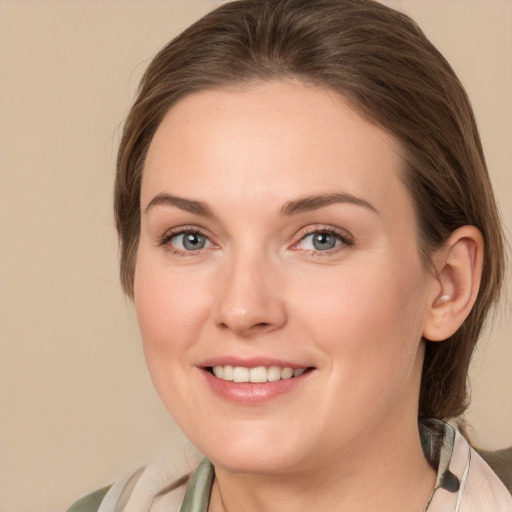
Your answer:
[115,0,505,420]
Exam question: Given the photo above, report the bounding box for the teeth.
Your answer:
[249,366,267,383]
[267,366,281,382]
[211,365,307,383]
[223,365,234,380]
[281,367,293,379]
[233,366,249,382]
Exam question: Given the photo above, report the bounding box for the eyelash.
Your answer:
[159,225,353,256]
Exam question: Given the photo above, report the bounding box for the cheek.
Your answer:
[133,253,216,422]
[293,255,427,374]
[133,253,211,362]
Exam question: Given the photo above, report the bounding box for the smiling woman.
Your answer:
[66,0,511,511]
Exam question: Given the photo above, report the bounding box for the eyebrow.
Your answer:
[281,193,378,216]
[144,193,213,216]
[144,191,378,217]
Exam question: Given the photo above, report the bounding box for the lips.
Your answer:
[199,358,314,404]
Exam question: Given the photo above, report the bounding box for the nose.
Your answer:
[213,252,287,337]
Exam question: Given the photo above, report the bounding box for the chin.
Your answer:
[208,446,302,475]
[190,422,307,475]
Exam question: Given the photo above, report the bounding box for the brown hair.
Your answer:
[115,0,505,419]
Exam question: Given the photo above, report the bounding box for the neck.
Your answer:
[209,416,436,512]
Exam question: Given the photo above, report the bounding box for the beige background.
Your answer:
[0,1,511,511]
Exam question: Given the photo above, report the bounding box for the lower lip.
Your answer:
[201,369,312,404]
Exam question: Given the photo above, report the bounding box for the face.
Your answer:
[135,81,437,476]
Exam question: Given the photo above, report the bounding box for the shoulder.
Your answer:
[425,420,512,512]
[475,446,512,493]
[66,486,111,512]
[458,434,512,511]
[67,450,202,512]
[464,444,512,510]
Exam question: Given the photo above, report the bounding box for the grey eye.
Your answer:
[298,231,343,251]
[312,232,338,250]
[173,232,208,251]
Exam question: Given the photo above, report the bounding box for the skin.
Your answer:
[135,80,445,511]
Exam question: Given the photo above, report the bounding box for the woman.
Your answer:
[69,0,511,510]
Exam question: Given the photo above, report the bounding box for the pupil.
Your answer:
[183,233,205,250]
[313,233,336,250]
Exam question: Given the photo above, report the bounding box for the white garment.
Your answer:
[427,428,512,512]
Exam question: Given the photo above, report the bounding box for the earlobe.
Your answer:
[422,226,484,342]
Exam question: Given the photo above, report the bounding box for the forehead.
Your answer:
[142,80,410,220]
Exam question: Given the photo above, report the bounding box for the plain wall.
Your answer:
[0,1,511,511]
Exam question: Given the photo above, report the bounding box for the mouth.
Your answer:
[206,365,314,383]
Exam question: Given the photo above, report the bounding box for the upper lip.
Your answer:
[199,356,311,369]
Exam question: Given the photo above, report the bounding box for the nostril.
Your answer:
[217,320,273,336]
[214,299,287,335]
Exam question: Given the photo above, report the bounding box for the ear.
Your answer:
[422,226,484,342]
